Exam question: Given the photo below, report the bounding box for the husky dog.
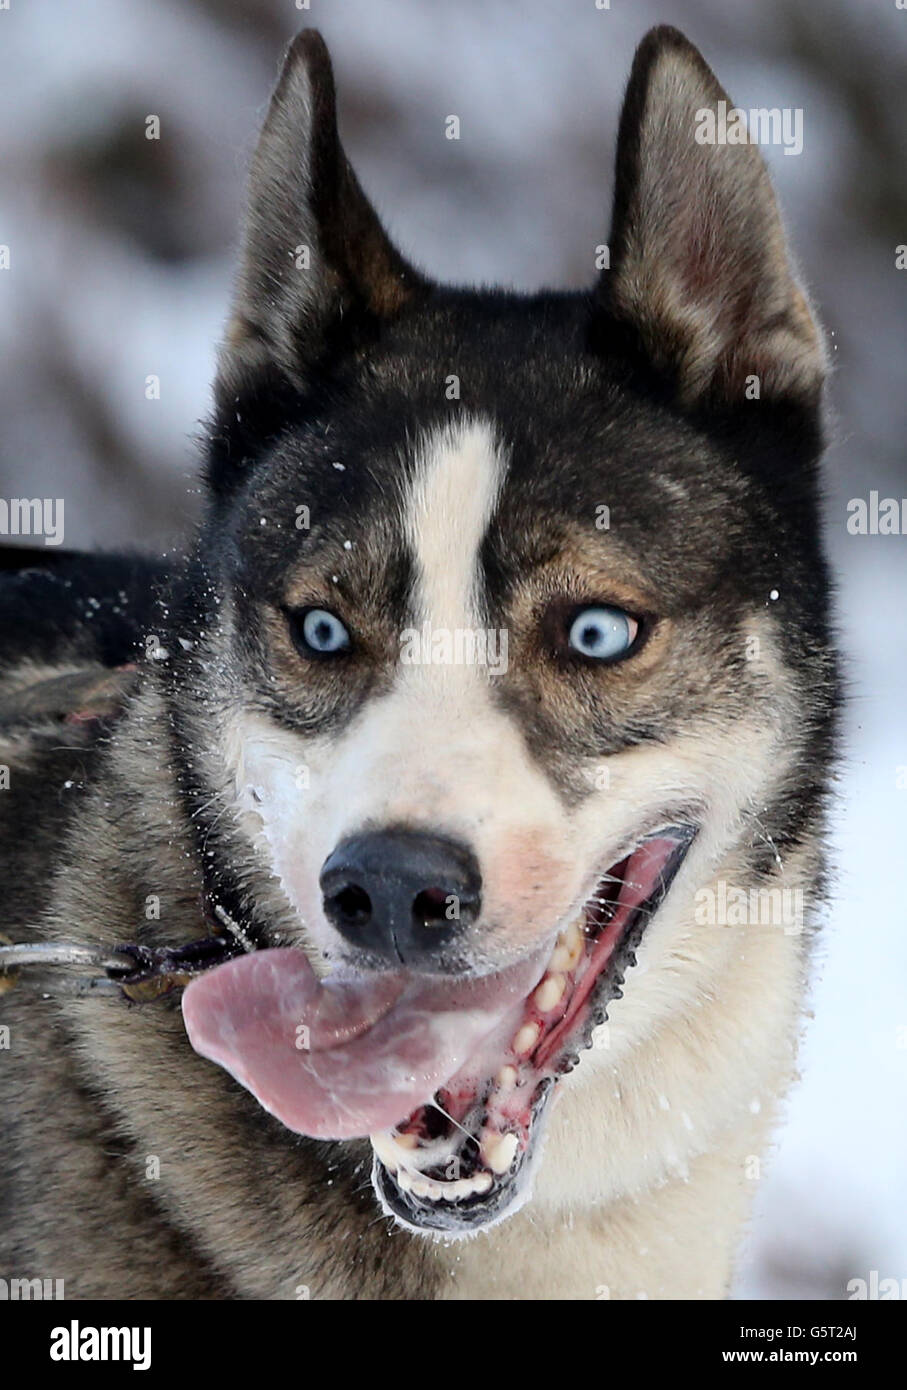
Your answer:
[0,27,837,1299]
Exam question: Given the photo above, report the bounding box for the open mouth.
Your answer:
[182,824,695,1236]
[369,825,695,1234]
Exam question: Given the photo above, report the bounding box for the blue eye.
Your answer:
[298,608,350,655]
[567,606,638,661]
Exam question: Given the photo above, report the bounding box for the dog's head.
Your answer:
[178,27,833,1236]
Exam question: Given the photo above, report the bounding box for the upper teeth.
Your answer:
[512,1021,540,1055]
[549,920,584,972]
[369,909,593,1208]
[533,973,565,1011]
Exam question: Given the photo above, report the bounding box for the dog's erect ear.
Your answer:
[217,30,425,401]
[602,26,825,410]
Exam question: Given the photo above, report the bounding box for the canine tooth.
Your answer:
[551,922,584,972]
[534,974,565,1011]
[471,1170,493,1194]
[370,1133,401,1170]
[549,942,572,972]
[563,922,585,967]
[482,1132,519,1175]
[396,1169,413,1193]
[371,1130,421,1172]
[496,1064,518,1090]
[512,1022,540,1055]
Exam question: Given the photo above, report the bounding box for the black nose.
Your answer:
[320,829,482,965]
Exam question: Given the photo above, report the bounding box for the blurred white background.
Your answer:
[1,0,904,1298]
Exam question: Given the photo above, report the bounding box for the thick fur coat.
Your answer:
[0,28,837,1299]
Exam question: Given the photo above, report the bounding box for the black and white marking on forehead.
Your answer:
[405,418,507,631]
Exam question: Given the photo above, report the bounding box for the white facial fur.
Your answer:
[219,419,799,978]
[204,416,810,1244]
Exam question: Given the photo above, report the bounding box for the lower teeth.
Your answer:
[393,1165,493,1202]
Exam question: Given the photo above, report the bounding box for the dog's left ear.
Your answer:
[601,26,825,411]
[213,30,425,466]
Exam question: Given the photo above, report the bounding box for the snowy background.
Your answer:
[1,0,904,1298]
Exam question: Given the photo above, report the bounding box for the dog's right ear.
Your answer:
[211,31,425,491]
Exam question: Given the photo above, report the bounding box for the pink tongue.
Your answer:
[182,946,546,1139]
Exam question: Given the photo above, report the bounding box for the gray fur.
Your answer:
[0,26,837,1299]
